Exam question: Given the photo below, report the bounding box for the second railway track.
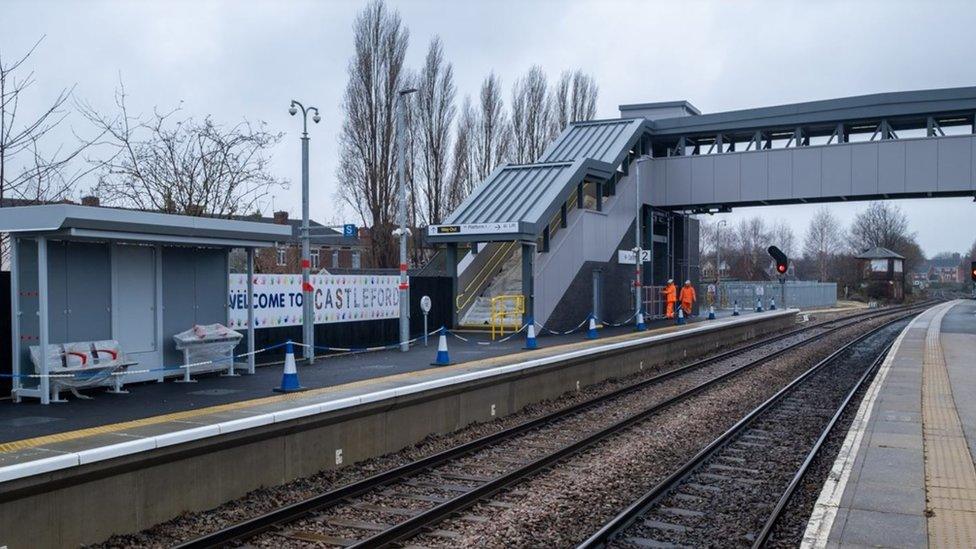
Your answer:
[175,303,932,548]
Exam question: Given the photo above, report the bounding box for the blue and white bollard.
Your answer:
[756,297,763,312]
[708,305,716,320]
[732,300,740,316]
[524,317,539,350]
[677,307,686,325]
[636,310,646,332]
[770,297,777,310]
[273,340,305,393]
[587,314,599,339]
[432,326,453,366]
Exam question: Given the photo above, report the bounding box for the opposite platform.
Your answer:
[804,299,976,548]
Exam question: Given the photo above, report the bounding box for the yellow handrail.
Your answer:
[490,294,524,340]
[456,242,517,313]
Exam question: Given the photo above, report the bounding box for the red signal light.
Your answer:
[777,264,787,274]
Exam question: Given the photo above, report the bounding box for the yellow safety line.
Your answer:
[0,319,693,455]
[923,302,976,547]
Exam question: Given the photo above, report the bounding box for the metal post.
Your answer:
[397,88,417,352]
[289,99,320,364]
[37,236,49,405]
[446,243,458,327]
[10,236,20,401]
[635,156,650,322]
[247,247,256,374]
[716,219,726,307]
[301,131,313,363]
[521,242,534,326]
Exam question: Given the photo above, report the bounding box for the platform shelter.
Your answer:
[1,204,290,404]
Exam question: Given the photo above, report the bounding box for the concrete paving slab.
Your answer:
[839,508,928,548]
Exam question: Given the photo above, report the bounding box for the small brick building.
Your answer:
[856,246,905,301]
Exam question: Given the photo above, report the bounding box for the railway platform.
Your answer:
[0,308,796,548]
[805,299,976,548]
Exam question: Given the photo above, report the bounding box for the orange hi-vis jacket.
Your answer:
[663,283,677,303]
[679,285,696,305]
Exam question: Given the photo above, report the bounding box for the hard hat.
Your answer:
[685,280,691,284]
[667,279,673,284]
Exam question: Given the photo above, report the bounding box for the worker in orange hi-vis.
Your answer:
[662,279,677,319]
[679,280,697,317]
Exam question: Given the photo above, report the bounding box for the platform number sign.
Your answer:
[343,224,357,237]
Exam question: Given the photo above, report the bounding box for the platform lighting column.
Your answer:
[289,100,321,363]
[397,88,418,352]
[716,219,727,304]
[635,155,651,322]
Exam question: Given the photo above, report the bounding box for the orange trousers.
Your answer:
[666,301,676,318]
[681,301,693,315]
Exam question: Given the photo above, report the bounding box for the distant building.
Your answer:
[923,253,965,283]
[700,259,731,282]
[236,211,367,273]
[855,246,905,300]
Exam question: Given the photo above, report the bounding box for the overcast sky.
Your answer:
[3,0,975,255]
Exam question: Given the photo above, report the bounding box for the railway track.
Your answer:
[177,304,930,548]
[578,311,914,549]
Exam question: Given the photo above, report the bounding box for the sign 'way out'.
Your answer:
[618,249,651,264]
[427,222,519,236]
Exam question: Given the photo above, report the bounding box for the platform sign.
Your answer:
[428,222,519,236]
[618,249,651,264]
[343,224,357,237]
[228,274,400,329]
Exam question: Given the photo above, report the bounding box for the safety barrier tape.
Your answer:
[449,323,528,345]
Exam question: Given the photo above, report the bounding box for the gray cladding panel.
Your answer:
[878,141,907,194]
[714,155,740,202]
[162,247,196,365]
[937,136,972,191]
[194,248,229,326]
[822,145,853,197]
[691,157,715,204]
[16,239,40,382]
[851,143,879,195]
[114,245,157,353]
[740,153,767,201]
[768,151,792,200]
[906,139,938,192]
[651,161,667,204]
[666,158,692,205]
[65,242,111,342]
[47,241,68,344]
[792,148,822,199]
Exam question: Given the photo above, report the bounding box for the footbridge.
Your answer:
[427,87,976,330]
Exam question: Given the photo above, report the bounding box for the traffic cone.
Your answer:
[677,307,686,325]
[431,327,454,366]
[636,310,646,331]
[708,305,716,320]
[733,300,740,316]
[586,314,598,339]
[770,297,777,310]
[524,317,539,350]
[273,341,305,393]
[756,297,763,312]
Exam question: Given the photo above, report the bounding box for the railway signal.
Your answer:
[768,246,789,275]
[971,261,976,282]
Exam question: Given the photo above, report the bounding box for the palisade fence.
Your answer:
[715,281,837,310]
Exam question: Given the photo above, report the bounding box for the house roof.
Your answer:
[855,246,905,260]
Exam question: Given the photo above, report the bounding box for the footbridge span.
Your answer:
[427,87,976,330]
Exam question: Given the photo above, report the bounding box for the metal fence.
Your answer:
[641,280,836,318]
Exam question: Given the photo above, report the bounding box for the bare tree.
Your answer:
[803,206,843,281]
[447,96,476,212]
[475,73,509,180]
[731,216,770,280]
[82,84,284,217]
[416,36,456,226]
[770,220,797,260]
[335,0,410,268]
[1,38,100,261]
[510,65,550,164]
[850,201,924,273]
[549,69,599,139]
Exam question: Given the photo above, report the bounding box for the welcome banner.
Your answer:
[228,274,400,329]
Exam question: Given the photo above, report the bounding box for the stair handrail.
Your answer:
[490,294,524,340]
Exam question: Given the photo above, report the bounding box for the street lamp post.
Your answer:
[396,88,418,352]
[289,100,320,363]
[634,155,651,330]
[716,219,727,308]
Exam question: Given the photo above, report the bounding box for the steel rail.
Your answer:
[576,308,922,549]
[177,304,927,548]
[749,339,894,548]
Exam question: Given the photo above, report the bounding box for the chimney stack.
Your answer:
[273,211,289,224]
[81,195,100,207]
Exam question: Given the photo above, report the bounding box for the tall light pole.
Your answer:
[634,155,651,330]
[396,87,418,352]
[716,218,727,307]
[289,100,320,363]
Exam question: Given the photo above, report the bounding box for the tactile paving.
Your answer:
[922,305,976,547]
